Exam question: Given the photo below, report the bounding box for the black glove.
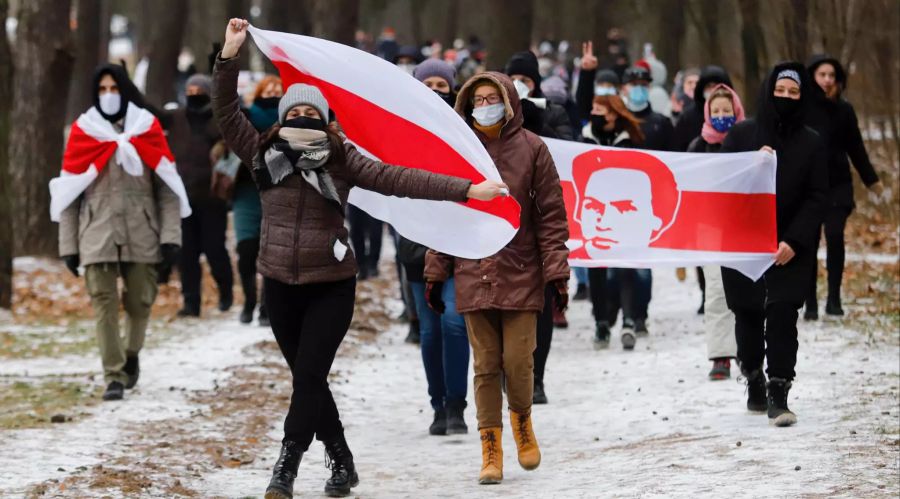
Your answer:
[425,281,445,314]
[157,244,180,283]
[62,254,80,277]
[552,279,569,313]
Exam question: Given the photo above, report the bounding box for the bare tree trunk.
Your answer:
[443,0,460,47]
[654,0,686,73]
[782,0,808,61]
[10,0,75,257]
[484,0,533,71]
[739,0,766,114]
[67,0,110,122]
[0,0,13,308]
[409,0,425,46]
[312,0,360,45]
[145,0,189,106]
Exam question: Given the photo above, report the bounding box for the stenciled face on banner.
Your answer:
[563,149,680,259]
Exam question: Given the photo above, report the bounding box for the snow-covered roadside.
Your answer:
[0,319,272,496]
[197,269,900,498]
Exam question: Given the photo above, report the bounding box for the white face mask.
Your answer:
[398,63,416,76]
[472,103,505,126]
[513,79,531,100]
[99,92,122,116]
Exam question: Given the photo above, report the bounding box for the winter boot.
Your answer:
[824,297,844,316]
[510,409,541,470]
[123,354,140,389]
[446,400,468,435]
[259,303,270,327]
[429,408,447,436]
[803,301,818,321]
[634,318,649,337]
[573,283,588,301]
[767,378,798,427]
[177,304,200,318]
[533,379,548,405]
[265,440,303,499]
[323,435,359,497]
[593,321,611,349]
[708,358,731,381]
[404,320,421,344]
[239,302,255,324]
[742,367,768,413]
[621,324,636,351]
[552,308,568,329]
[478,427,503,484]
[102,381,124,401]
[218,288,233,312]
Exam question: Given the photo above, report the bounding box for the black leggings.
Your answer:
[348,205,383,273]
[179,201,234,308]
[236,238,265,313]
[806,205,852,307]
[533,284,554,384]
[264,276,356,450]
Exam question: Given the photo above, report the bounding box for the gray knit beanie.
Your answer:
[278,83,330,124]
[413,58,456,87]
[185,74,212,95]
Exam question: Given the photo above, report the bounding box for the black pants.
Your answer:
[348,205,383,274]
[533,284,554,384]
[733,302,800,380]
[179,201,233,309]
[588,268,614,324]
[236,238,266,315]
[806,205,852,308]
[265,276,357,450]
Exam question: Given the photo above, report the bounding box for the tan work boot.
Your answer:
[510,409,541,470]
[478,427,503,484]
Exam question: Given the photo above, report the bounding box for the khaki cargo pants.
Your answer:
[84,262,158,384]
[464,310,537,429]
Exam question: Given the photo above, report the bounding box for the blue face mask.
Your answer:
[626,85,649,111]
[710,115,736,133]
[595,85,618,97]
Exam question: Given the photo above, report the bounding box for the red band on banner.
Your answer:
[562,181,777,253]
[271,59,521,229]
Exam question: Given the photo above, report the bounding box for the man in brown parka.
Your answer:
[425,72,570,485]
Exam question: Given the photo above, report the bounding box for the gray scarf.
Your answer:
[259,127,340,206]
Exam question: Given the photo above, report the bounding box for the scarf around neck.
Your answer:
[257,127,340,206]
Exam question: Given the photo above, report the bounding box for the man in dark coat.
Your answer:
[622,64,673,151]
[504,50,574,141]
[720,62,828,428]
[803,55,883,318]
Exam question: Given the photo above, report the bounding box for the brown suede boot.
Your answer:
[510,409,541,470]
[478,427,503,485]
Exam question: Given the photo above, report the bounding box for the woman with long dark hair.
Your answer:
[213,19,507,499]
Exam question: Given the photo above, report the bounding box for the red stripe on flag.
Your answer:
[561,181,777,253]
[271,60,521,229]
[651,191,777,253]
[62,121,117,174]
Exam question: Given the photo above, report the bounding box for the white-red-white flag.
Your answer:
[49,102,192,222]
[547,138,777,280]
[248,25,520,260]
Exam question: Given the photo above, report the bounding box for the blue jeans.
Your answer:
[410,278,470,410]
[574,267,588,285]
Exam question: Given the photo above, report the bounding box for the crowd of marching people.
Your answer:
[48,17,886,498]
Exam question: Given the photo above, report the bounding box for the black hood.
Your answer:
[807,54,847,99]
[755,61,813,144]
[91,63,147,122]
[693,65,732,104]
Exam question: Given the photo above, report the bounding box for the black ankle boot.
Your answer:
[445,399,468,435]
[324,435,359,497]
[742,367,767,413]
[265,440,303,499]
[239,302,255,324]
[767,378,798,427]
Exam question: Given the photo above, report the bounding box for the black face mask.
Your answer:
[772,96,801,120]
[434,90,455,106]
[255,96,280,109]
[590,114,608,131]
[186,93,210,109]
[282,116,326,131]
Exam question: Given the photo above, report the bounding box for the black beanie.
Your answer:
[595,69,621,86]
[504,51,542,89]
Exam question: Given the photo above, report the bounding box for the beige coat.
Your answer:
[58,152,182,265]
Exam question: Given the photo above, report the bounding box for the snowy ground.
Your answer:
[1,261,898,498]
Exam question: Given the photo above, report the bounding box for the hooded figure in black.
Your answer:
[92,63,149,123]
[671,65,732,151]
[720,62,827,427]
[504,51,574,140]
[802,55,882,318]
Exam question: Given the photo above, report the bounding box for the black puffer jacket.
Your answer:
[805,55,879,208]
[721,62,828,305]
[631,106,674,151]
[672,66,732,151]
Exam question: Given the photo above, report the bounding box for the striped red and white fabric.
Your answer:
[547,138,777,280]
[49,102,192,222]
[248,25,520,260]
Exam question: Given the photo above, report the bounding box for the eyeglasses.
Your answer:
[472,94,502,106]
